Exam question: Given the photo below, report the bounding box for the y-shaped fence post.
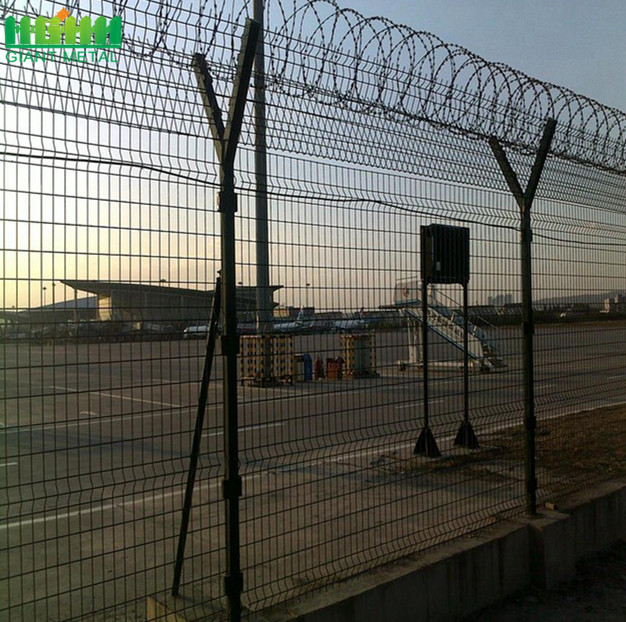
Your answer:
[191,19,260,621]
[489,119,556,515]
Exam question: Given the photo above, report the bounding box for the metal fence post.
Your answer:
[191,19,260,621]
[489,119,556,515]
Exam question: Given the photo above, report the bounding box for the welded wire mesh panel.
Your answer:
[233,171,528,610]
[0,2,232,621]
[528,160,626,503]
[1,0,625,620]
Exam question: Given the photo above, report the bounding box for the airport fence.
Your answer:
[1,1,625,620]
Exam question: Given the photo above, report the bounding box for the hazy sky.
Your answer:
[346,0,625,113]
[2,1,624,312]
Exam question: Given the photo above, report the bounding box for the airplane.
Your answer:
[273,307,312,333]
[332,308,369,332]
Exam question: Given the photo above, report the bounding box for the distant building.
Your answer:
[62,280,281,325]
[1,296,97,326]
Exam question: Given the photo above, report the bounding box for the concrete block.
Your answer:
[619,485,626,540]
[381,568,428,622]
[442,521,530,620]
[527,511,576,590]
[558,481,625,557]
[448,547,488,619]
[301,600,354,622]
[498,523,530,597]
[353,584,384,621]
[425,559,450,622]
[153,481,625,622]
[146,592,225,622]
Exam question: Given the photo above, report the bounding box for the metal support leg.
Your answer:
[171,276,222,596]
[455,283,479,448]
[415,280,440,457]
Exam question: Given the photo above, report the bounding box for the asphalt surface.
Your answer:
[2,322,626,620]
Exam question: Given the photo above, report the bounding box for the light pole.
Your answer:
[253,0,273,380]
[42,286,47,308]
[52,282,56,328]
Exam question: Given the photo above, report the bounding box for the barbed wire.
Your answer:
[4,0,625,174]
[258,0,626,174]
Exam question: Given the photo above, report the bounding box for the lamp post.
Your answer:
[253,0,273,380]
[52,282,56,328]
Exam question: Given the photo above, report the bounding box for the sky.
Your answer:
[345,0,626,113]
[2,1,625,312]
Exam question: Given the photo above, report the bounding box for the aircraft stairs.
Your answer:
[398,291,506,372]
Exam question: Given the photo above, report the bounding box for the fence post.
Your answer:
[191,19,260,621]
[489,119,556,515]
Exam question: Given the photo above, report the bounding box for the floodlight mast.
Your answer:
[254,0,274,382]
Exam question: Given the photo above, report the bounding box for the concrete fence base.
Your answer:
[146,479,626,622]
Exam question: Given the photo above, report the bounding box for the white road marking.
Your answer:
[97,391,182,408]
[203,421,285,438]
[3,407,197,433]
[394,399,443,410]
[0,462,18,468]
[0,469,272,531]
[50,386,182,408]
[3,400,625,532]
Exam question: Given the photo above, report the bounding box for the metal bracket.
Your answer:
[217,191,238,213]
[224,572,244,597]
[221,334,240,354]
[222,476,243,500]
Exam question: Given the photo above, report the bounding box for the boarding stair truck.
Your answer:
[394,280,506,372]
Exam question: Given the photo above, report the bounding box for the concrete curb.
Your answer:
[146,479,626,622]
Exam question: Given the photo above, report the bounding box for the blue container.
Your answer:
[302,353,313,381]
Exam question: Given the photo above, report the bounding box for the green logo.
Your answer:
[5,9,121,48]
[4,8,121,63]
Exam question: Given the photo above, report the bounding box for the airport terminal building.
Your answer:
[61,280,281,325]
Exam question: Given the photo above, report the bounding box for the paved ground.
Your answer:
[464,540,626,622]
[2,322,626,620]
